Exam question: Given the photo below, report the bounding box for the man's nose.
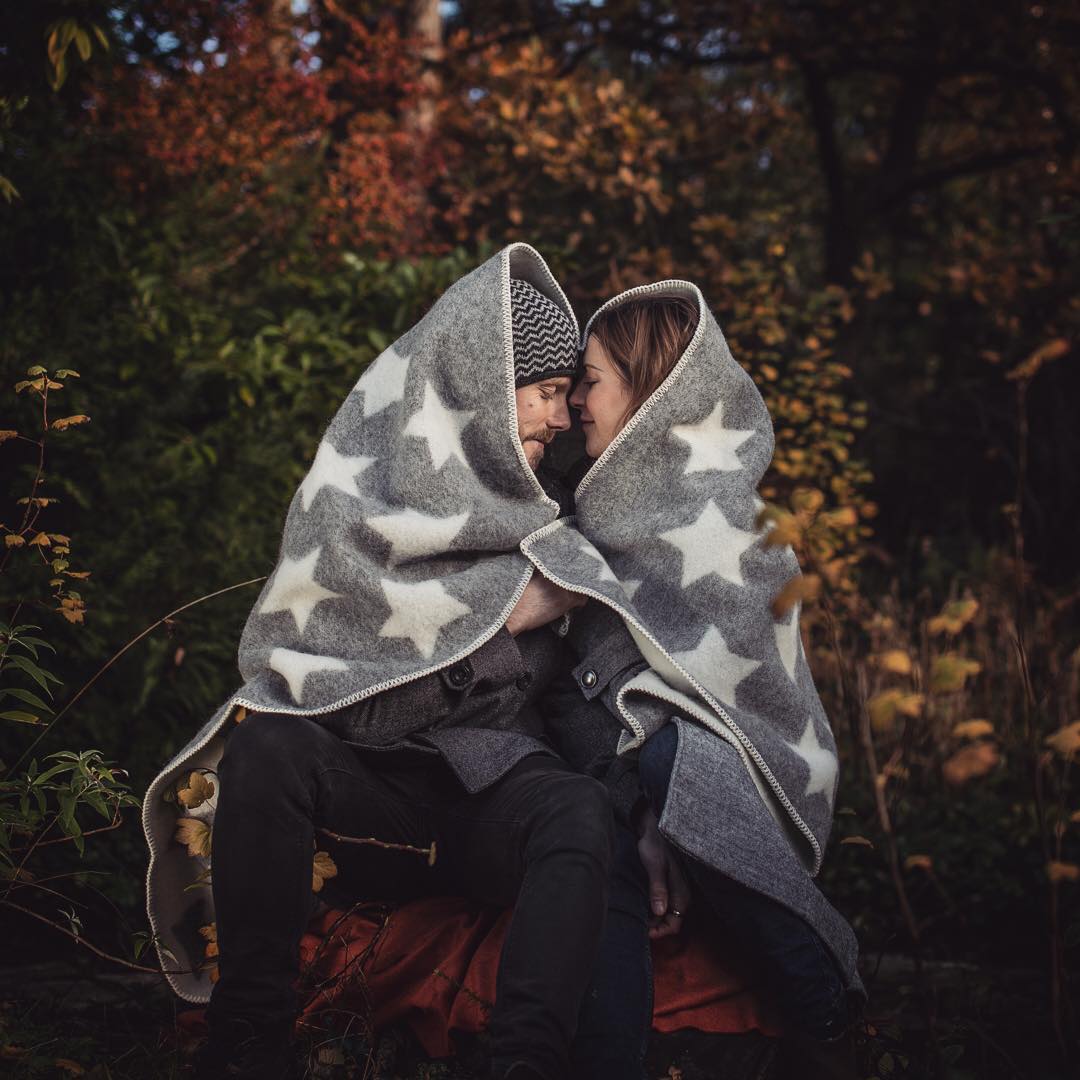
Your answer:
[549,398,572,431]
[568,379,585,408]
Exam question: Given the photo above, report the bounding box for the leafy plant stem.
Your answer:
[3,576,267,779]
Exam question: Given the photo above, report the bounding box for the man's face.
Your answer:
[515,376,574,470]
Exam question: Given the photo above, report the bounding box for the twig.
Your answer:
[2,899,163,975]
[856,663,942,1077]
[9,806,124,853]
[316,827,436,865]
[432,965,493,1014]
[4,576,268,778]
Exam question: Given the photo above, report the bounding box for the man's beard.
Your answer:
[521,426,554,468]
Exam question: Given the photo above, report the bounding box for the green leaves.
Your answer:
[0,749,139,871]
[4,654,61,695]
[0,624,62,727]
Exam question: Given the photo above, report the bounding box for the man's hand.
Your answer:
[505,575,586,636]
[636,804,692,939]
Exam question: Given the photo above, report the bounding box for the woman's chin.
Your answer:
[583,432,609,458]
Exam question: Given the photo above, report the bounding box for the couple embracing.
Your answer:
[142,243,865,1080]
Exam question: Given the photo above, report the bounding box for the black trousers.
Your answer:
[207,712,616,1080]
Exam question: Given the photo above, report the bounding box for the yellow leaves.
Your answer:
[771,573,820,618]
[58,596,86,624]
[927,599,979,636]
[312,850,338,893]
[760,508,801,548]
[823,506,858,528]
[1007,337,1069,382]
[199,923,219,982]
[1047,862,1079,884]
[953,719,994,740]
[175,817,212,859]
[868,689,924,732]
[942,742,1000,786]
[873,650,913,676]
[791,487,825,514]
[904,854,933,872]
[51,415,90,431]
[4,534,25,548]
[0,430,18,443]
[29,532,51,547]
[177,771,216,810]
[930,653,981,694]
[1045,722,1080,761]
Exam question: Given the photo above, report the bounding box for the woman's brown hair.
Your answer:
[587,295,699,428]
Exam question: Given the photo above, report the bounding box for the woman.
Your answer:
[530,285,865,1079]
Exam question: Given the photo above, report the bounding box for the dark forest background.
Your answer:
[1,2,1077,1077]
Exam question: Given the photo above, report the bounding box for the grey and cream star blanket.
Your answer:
[143,258,854,1005]
[142,243,574,1001]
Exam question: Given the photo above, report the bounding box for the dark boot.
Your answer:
[192,1014,300,1080]
[495,1063,548,1080]
[775,1027,858,1080]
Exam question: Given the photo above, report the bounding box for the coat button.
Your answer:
[580,669,598,689]
[447,662,472,688]
[515,673,532,691]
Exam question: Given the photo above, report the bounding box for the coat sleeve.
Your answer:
[315,626,530,747]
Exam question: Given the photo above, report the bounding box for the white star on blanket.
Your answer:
[268,647,349,703]
[404,381,476,469]
[366,508,470,565]
[378,578,472,659]
[299,440,374,512]
[673,624,761,707]
[659,500,759,588]
[258,547,341,636]
[787,717,836,803]
[356,345,410,418]
[670,400,754,474]
[774,602,802,682]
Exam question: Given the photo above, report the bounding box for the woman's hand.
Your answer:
[635,804,692,939]
[505,575,586,636]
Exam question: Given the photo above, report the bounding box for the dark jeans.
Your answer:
[207,712,615,1080]
[570,822,653,1080]
[639,723,853,1041]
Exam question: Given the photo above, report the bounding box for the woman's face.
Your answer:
[569,335,633,458]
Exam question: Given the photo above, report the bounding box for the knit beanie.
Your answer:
[510,278,580,388]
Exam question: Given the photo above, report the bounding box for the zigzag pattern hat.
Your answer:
[511,277,581,388]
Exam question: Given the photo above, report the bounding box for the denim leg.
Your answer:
[684,860,852,1041]
[638,722,852,1042]
[482,761,616,1080]
[570,821,652,1080]
[207,712,428,1029]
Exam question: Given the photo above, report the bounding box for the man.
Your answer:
[142,246,618,1080]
